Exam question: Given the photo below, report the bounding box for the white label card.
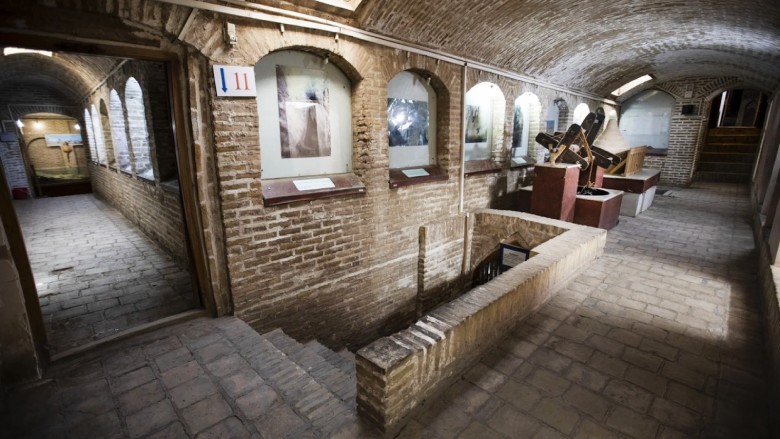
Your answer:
[502,248,527,268]
[213,65,258,97]
[293,178,335,191]
[402,168,430,178]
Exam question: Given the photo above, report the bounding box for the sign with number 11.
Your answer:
[212,65,257,97]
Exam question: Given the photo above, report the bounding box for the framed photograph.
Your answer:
[256,50,353,179]
[500,243,530,270]
[464,104,490,160]
[45,133,83,147]
[387,98,429,148]
[276,66,331,158]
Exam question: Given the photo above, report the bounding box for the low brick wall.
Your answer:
[356,210,606,434]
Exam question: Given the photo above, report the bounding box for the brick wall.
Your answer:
[0,140,29,193]
[417,215,467,315]
[625,77,744,186]
[21,117,85,171]
[90,165,189,266]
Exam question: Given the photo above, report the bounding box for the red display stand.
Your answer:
[531,164,580,222]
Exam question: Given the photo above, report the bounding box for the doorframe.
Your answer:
[0,31,218,368]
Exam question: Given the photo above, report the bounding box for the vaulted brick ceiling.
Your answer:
[0,52,124,103]
[352,0,780,95]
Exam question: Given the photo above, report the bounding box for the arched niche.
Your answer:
[545,98,568,134]
[572,103,590,125]
[620,90,675,150]
[255,49,353,179]
[83,108,98,163]
[125,77,154,180]
[99,100,115,167]
[21,113,84,173]
[512,92,541,158]
[91,104,107,165]
[387,71,436,169]
[464,82,505,162]
[109,89,132,173]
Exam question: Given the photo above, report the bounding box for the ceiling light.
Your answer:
[611,75,653,97]
[74,123,81,130]
[15,119,24,128]
[3,47,53,57]
[33,121,43,129]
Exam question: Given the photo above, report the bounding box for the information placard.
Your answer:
[293,178,335,191]
[500,243,530,269]
[402,168,430,178]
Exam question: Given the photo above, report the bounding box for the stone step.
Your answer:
[699,152,756,164]
[701,142,759,153]
[229,326,358,436]
[264,330,356,405]
[304,340,356,377]
[696,161,753,173]
[695,171,751,183]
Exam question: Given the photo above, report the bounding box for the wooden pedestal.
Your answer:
[531,164,580,222]
[573,188,624,230]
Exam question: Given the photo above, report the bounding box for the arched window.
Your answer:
[255,50,353,179]
[109,90,132,173]
[125,77,154,180]
[90,104,107,165]
[572,103,590,125]
[464,82,505,162]
[99,100,115,167]
[387,71,436,169]
[545,99,568,134]
[83,108,98,163]
[512,92,541,158]
[620,90,675,150]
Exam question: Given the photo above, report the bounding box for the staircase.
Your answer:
[238,325,362,436]
[695,127,761,183]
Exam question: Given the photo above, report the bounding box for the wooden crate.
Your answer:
[607,146,647,176]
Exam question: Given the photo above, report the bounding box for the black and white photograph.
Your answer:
[276,65,331,158]
[387,98,429,147]
[464,104,489,143]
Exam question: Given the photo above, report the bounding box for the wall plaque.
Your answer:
[213,65,257,97]
[402,168,430,178]
[293,178,335,191]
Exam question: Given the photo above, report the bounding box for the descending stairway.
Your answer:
[695,127,761,183]
[234,324,361,436]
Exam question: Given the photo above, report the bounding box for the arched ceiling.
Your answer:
[351,0,780,96]
[0,52,124,105]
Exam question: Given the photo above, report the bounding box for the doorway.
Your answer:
[0,44,209,359]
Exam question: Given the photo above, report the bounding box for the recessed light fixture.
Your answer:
[611,75,653,97]
[74,123,81,130]
[3,47,53,57]
[15,119,24,128]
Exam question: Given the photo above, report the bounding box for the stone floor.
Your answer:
[1,182,772,438]
[13,194,196,355]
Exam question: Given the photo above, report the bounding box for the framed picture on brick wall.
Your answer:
[255,50,353,179]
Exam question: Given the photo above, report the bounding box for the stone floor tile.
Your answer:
[146,421,189,439]
[562,385,611,420]
[118,380,166,416]
[464,363,507,393]
[486,404,540,438]
[181,393,233,434]
[602,379,654,413]
[194,416,252,439]
[235,384,280,420]
[457,421,503,439]
[605,406,660,439]
[112,366,155,394]
[495,377,542,411]
[530,398,581,435]
[170,375,219,409]
[253,402,308,439]
[126,399,178,439]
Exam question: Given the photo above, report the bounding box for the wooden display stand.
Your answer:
[531,164,580,222]
[602,168,661,217]
[574,188,624,230]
